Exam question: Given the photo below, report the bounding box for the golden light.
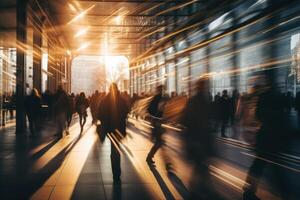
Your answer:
[74,27,89,38]
[66,50,71,56]
[76,42,90,51]
[68,3,77,12]
[67,5,95,24]
[115,15,123,25]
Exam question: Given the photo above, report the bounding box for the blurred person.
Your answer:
[121,91,132,108]
[90,90,99,124]
[220,90,231,137]
[25,88,42,137]
[53,86,71,138]
[181,78,218,200]
[42,90,53,120]
[230,89,240,139]
[76,92,89,133]
[284,91,293,113]
[295,91,300,126]
[66,93,76,134]
[8,93,16,120]
[243,84,289,200]
[98,83,129,182]
[146,85,170,169]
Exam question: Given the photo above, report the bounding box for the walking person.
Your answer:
[181,78,219,200]
[243,84,289,200]
[76,92,89,133]
[146,85,167,165]
[25,88,42,137]
[53,86,71,138]
[97,83,129,182]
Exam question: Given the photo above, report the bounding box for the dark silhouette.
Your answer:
[97,83,129,182]
[181,78,218,200]
[230,89,240,138]
[76,92,89,133]
[24,88,42,137]
[295,91,300,126]
[220,90,231,137]
[243,85,288,200]
[146,85,167,165]
[67,93,75,133]
[53,86,71,138]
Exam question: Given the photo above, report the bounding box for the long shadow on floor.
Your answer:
[167,171,189,199]
[1,133,82,199]
[70,132,160,200]
[147,163,175,200]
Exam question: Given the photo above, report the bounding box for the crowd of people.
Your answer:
[21,77,300,200]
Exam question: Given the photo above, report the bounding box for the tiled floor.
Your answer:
[0,116,190,200]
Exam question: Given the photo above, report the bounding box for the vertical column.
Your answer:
[33,23,42,92]
[16,0,28,134]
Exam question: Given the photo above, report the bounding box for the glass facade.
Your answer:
[130,0,300,98]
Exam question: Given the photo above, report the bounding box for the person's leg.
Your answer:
[243,154,265,200]
[221,117,227,137]
[146,137,162,163]
[111,139,121,181]
[82,114,87,127]
[56,113,64,138]
[28,116,35,136]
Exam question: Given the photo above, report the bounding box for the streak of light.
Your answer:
[74,27,89,38]
[241,151,300,173]
[68,3,77,12]
[155,0,199,16]
[67,4,95,25]
[76,42,90,51]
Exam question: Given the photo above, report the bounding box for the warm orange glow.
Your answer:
[74,27,89,38]
[67,5,95,25]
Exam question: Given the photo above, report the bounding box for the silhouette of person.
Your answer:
[25,88,42,137]
[53,86,71,138]
[243,84,288,200]
[181,77,218,200]
[98,83,129,182]
[66,93,75,134]
[146,85,166,165]
[295,91,300,126]
[76,92,89,133]
[220,90,231,137]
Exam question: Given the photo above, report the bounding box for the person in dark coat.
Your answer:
[53,86,71,138]
[98,83,129,182]
[243,85,288,200]
[25,88,42,137]
[146,85,166,165]
[220,90,231,137]
[181,78,218,200]
[76,92,89,133]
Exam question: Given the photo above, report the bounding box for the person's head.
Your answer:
[109,83,119,94]
[80,92,85,98]
[222,90,228,96]
[196,77,209,93]
[32,88,40,97]
[156,85,164,94]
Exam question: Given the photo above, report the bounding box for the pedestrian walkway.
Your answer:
[0,115,192,200]
[1,114,297,200]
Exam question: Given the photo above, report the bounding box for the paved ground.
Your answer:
[0,114,299,200]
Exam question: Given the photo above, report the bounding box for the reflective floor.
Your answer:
[0,114,299,200]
